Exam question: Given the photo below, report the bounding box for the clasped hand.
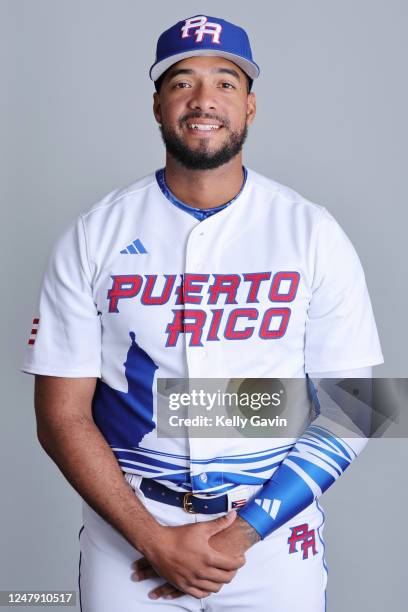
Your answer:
[132,510,258,600]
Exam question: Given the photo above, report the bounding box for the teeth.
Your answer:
[188,124,221,131]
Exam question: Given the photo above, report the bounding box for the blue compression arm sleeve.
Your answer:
[238,372,372,539]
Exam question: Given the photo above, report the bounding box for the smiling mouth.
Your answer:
[186,123,223,131]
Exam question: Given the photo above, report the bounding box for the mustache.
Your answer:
[179,112,230,129]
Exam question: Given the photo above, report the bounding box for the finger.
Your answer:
[131,566,158,581]
[148,583,178,600]
[149,583,209,601]
[163,591,184,600]
[207,551,246,571]
[184,587,212,600]
[188,577,224,594]
[131,557,150,570]
[195,567,237,584]
[203,511,237,536]
[149,583,185,600]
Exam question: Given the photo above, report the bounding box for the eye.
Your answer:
[173,81,191,89]
[220,82,236,89]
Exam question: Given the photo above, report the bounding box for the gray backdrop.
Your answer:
[1,0,407,610]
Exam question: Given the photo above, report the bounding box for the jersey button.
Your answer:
[199,472,208,483]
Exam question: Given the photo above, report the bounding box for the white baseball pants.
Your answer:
[78,474,327,611]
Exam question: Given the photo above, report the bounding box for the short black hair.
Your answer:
[154,70,253,94]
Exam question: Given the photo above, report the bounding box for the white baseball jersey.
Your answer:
[22,168,383,495]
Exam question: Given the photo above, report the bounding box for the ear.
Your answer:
[153,92,162,125]
[246,91,256,126]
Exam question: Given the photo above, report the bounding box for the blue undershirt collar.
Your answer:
[155,166,248,221]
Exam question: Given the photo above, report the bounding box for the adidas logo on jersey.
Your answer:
[120,239,148,255]
[254,497,282,519]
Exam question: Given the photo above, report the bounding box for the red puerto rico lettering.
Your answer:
[208,274,240,304]
[207,309,223,341]
[243,272,271,303]
[259,308,291,339]
[141,275,176,305]
[165,309,207,347]
[269,271,300,302]
[107,270,301,345]
[175,276,184,305]
[107,275,143,313]
[224,308,258,340]
[183,274,210,304]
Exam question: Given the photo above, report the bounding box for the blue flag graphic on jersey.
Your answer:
[92,332,158,446]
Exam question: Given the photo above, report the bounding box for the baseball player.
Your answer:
[22,14,383,612]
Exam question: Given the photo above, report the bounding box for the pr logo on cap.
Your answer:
[181,16,222,45]
[149,14,260,83]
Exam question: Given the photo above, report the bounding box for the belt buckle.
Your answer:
[183,492,196,514]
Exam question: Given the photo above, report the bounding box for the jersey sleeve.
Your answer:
[238,415,368,539]
[304,208,383,373]
[238,373,372,539]
[21,215,102,377]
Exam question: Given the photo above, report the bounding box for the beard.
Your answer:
[159,115,248,170]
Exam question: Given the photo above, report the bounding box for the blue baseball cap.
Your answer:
[150,15,260,83]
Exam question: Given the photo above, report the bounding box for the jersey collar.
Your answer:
[155,167,248,221]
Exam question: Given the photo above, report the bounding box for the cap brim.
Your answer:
[149,48,260,82]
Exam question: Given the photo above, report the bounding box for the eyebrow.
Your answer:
[166,66,242,81]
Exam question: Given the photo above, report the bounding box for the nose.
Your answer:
[187,82,217,112]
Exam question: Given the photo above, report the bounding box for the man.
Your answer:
[22,14,383,612]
